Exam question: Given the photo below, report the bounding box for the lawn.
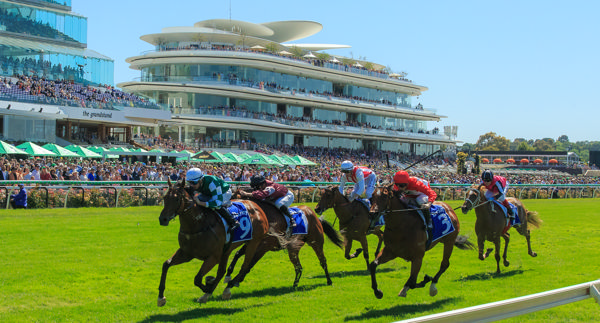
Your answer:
[0,199,598,322]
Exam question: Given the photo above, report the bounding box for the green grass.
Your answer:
[0,200,599,322]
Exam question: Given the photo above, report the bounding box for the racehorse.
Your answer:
[224,189,344,289]
[314,185,384,270]
[461,184,542,273]
[157,178,269,306]
[369,185,475,299]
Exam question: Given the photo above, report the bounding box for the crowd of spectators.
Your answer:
[0,8,78,43]
[0,75,159,109]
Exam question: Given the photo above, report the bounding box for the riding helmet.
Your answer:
[186,168,204,183]
[250,175,266,189]
[341,160,354,171]
[482,169,494,182]
[393,171,410,184]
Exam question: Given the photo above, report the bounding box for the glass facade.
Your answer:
[0,2,86,43]
[2,115,56,143]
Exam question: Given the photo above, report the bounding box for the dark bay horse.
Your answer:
[461,184,542,273]
[224,190,344,289]
[369,186,474,299]
[157,179,269,306]
[314,186,384,270]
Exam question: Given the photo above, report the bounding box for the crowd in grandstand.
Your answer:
[0,8,78,43]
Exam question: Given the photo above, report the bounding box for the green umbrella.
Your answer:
[149,148,166,153]
[86,146,119,159]
[292,155,318,166]
[270,154,296,165]
[241,153,282,166]
[209,151,235,163]
[0,140,29,155]
[42,143,80,158]
[16,142,56,157]
[109,147,131,153]
[280,154,300,165]
[238,153,251,160]
[64,145,102,158]
[224,152,246,163]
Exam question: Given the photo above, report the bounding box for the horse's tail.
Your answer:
[526,210,543,229]
[320,217,344,249]
[454,235,476,250]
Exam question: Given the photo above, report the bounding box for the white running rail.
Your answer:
[396,279,600,323]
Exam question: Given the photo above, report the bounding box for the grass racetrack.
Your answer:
[1,199,599,322]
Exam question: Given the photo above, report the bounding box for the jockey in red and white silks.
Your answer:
[481,169,514,218]
[339,160,377,202]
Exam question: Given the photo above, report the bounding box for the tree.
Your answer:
[474,132,510,151]
[510,138,526,150]
[533,138,555,151]
[517,141,533,151]
[265,42,278,54]
[557,135,570,143]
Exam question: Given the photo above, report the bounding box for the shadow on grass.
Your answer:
[138,306,245,323]
[312,267,399,280]
[221,283,322,300]
[343,297,461,321]
[455,268,529,282]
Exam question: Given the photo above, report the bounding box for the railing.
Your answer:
[396,279,600,322]
[1,182,598,209]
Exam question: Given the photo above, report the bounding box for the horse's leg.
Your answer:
[194,255,220,304]
[524,228,537,257]
[344,235,360,260]
[399,257,424,298]
[224,245,246,284]
[477,234,493,261]
[158,249,193,307]
[308,236,333,286]
[493,238,502,274]
[502,232,510,267]
[358,236,371,271]
[428,241,454,297]
[369,247,395,299]
[287,243,304,288]
[373,229,384,257]
[223,240,262,299]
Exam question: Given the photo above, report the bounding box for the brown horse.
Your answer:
[224,190,344,288]
[460,184,542,273]
[314,185,384,270]
[157,179,269,306]
[369,185,474,299]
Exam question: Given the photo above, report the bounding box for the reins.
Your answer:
[462,187,493,211]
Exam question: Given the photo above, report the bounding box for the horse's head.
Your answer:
[370,185,394,214]
[315,186,336,215]
[461,184,483,215]
[159,177,187,226]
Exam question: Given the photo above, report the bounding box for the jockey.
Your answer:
[240,175,296,231]
[339,160,377,208]
[392,170,437,233]
[186,167,239,233]
[481,169,515,221]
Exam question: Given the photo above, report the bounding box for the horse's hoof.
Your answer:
[374,289,383,299]
[504,260,510,267]
[222,288,232,300]
[399,287,408,298]
[224,276,231,284]
[205,276,215,285]
[530,252,538,257]
[429,284,438,297]
[157,297,166,307]
[327,279,333,286]
[197,293,211,304]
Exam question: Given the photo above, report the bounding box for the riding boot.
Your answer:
[502,200,515,220]
[279,205,296,227]
[217,207,239,233]
[421,203,433,244]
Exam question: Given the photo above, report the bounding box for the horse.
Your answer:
[224,189,344,289]
[156,178,269,306]
[314,185,384,270]
[369,185,475,299]
[460,184,542,273]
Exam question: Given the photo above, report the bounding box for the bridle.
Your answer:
[162,186,195,223]
[462,187,492,211]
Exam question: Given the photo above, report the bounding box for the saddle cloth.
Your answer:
[492,201,521,227]
[429,205,456,242]
[221,202,253,243]
[284,207,309,235]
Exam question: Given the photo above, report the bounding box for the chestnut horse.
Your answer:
[225,190,344,288]
[157,179,269,306]
[461,184,542,273]
[314,186,384,270]
[369,185,474,299]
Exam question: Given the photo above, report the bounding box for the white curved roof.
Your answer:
[283,43,352,51]
[259,20,322,43]
[194,19,274,37]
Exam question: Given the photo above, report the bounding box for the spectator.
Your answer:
[10,183,27,209]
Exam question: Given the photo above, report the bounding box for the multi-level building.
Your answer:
[0,0,168,144]
[120,19,457,154]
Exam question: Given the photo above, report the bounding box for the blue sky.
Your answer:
[73,0,599,144]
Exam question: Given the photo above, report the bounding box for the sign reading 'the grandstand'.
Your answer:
[60,106,157,126]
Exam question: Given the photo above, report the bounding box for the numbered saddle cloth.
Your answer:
[492,201,521,227]
[286,207,309,235]
[430,205,456,242]
[223,202,253,243]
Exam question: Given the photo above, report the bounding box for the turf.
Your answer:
[0,199,599,322]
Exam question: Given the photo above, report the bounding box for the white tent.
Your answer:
[330,57,340,63]
[303,52,317,58]
[250,45,266,50]
[353,62,363,67]
[278,50,292,55]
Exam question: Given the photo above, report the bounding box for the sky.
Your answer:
[72,0,600,145]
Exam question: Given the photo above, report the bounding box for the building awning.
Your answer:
[0,36,112,61]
